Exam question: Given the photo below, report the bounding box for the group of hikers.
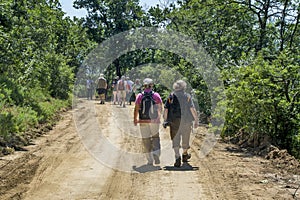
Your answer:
[86,74,199,168]
[87,74,140,107]
[111,75,141,107]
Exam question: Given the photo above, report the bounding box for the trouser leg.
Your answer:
[174,147,180,159]
[170,120,181,157]
[142,138,153,163]
[113,91,117,103]
[182,122,192,152]
[140,124,153,164]
[152,134,161,157]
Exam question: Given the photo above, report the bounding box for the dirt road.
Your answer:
[0,99,299,199]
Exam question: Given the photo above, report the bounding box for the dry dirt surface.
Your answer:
[0,99,299,200]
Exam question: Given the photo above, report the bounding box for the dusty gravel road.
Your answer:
[0,99,299,200]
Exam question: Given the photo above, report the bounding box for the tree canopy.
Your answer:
[0,0,95,147]
[1,0,299,159]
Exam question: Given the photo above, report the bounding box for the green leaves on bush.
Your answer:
[223,53,300,155]
[0,0,93,149]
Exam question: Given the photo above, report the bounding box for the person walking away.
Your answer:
[133,78,163,165]
[163,80,198,167]
[117,76,127,107]
[126,76,134,105]
[131,79,142,105]
[111,76,119,105]
[96,74,107,104]
[86,78,94,100]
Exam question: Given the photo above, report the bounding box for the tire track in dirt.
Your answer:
[96,104,147,199]
[22,100,117,200]
[191,132,299,199]
[191,135,244,199]
[0,111,77,199]
[1,99,298,200]
[96,102,206,200]
[0,153,42,199]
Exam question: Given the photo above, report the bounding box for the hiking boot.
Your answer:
[182,154,191,162]
[153,154,160,165]
[174,157,181,167]
[147,161,153,165]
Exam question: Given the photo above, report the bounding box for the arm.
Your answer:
[157,102,162,119]
[163,108,168,121]
[162,107,170,128]
[104,79,108,89]
[154,93,163,122]
[190,107,199,128]
[133,104,140,126]
[163,95,170,121]
[96,80,99,89]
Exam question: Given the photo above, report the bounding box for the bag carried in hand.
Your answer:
[139,91,158,120]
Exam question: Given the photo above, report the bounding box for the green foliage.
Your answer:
[0,103,38,141]
[74,0,146,42]
[0,0,93,149]
[223,53,300,155]
[0,96,70,146]
[0,108,17,141]
[1,0,299,161]
[37,98,70,123]
[12,107,38,133]
[291,134,300,159]
[147,0,300,159]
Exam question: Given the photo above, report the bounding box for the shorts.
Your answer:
[97,88,106,95]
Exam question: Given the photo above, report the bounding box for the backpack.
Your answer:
[139,91,158,120]
[167,92,194,122]
[98,78,106,89]
[118,80,125,90]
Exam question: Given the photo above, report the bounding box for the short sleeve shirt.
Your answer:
[135,89,162,105]
[117,79,127,90]
[164,91,194,109]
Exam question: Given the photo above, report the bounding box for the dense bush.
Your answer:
[0,0,94,150]
[223,53,300,155]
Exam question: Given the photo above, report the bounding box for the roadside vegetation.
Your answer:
[1,0,299,160]
[0,0,95,153]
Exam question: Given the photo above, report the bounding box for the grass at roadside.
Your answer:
[0,97,72,156]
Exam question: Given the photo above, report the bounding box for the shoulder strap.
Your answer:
[142,91,154,96]
[168,93,174,104]
[185,92,191,102]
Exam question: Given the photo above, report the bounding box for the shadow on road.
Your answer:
[163,163,199,171]
[132,164,162,173]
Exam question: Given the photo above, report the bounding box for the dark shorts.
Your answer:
[97,88,106,95]
[130,93,136,102]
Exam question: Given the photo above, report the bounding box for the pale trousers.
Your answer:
[139,123,161,163]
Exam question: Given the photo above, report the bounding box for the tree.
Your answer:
[149,0,300,157]
[74,0,146,42]
[0,0,94,148]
